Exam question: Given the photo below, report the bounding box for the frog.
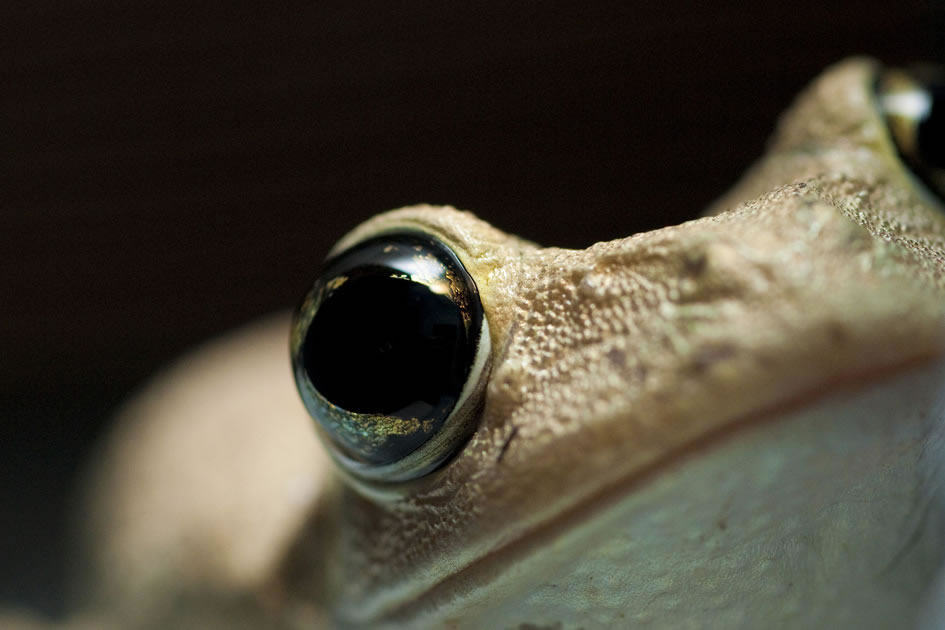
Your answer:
[7,57,945,629]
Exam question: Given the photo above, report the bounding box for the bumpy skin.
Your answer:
[7,58,945,628]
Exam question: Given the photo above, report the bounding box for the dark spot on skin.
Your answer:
[754,350,778,368]
[607,349,649,384]
[717,518,727,531]
[688,343,737,374]
[683,250,708,275]
[827,322,849,346]
[497,426,519,463]
[606,348,626,367]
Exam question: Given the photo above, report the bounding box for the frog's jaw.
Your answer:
[347,353,945,629]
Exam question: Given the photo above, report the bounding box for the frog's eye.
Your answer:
[291,230,491,483]
[878,67,945,199]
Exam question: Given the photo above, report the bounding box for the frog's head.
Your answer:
[71,58,945,630]
[287,58,945,627]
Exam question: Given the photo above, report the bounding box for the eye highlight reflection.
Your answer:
[878,66,945,200]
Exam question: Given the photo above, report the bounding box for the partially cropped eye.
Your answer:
[878,66,945,199]
[291,230,491,482]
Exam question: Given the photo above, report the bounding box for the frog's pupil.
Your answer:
[918,82,945,168]
[302,273,467,417]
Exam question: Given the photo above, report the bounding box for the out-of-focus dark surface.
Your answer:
[2,0,943,617]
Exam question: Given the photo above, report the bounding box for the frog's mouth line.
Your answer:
[357,349,945,625]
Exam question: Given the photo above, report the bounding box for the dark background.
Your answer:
[3,0,944,617]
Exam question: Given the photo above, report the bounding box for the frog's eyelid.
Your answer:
[880,89,932,121]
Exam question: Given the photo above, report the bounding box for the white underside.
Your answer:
[367,356,945,629]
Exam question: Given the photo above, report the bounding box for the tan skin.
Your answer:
[7,58,945,628]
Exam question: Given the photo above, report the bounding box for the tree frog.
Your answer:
[8,57,945,628]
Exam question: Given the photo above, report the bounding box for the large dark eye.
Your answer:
[291,231,491,482]
[878,66,945,200]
